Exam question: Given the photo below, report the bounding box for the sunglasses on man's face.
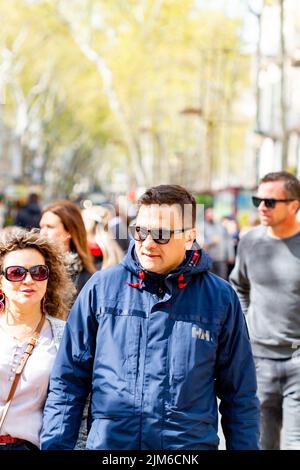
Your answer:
[252,196,296,209]
[129,225,189,245]
[1,265,49,282]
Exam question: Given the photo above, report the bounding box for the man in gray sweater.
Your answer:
[230,171,300,450]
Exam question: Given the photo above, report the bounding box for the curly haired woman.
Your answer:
[0,228,75,450]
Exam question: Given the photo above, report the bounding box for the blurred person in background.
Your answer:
[221,215,240,277]
[0,228,75,450]
[203,207,235,280]
[230,171,300,450]
[0,196,6,229]
[108,202,131,253]
[40,200,96,295]
[239,214,260,238]
[82,206,124,270]
[81,207,104,270]
[14,193,41,230]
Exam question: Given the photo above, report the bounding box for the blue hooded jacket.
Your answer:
[41,243,259,450]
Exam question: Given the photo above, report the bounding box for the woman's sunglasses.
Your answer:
[252,196,296,209]
[1,265,49,282]
[129,225,189,245]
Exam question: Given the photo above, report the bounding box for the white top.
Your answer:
[0,320,57,446]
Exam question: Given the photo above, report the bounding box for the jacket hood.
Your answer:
[121,240,212,289]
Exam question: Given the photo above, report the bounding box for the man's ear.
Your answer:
[185,228,196,249]
[291,199,300,215]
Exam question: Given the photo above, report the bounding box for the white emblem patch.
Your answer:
[192,326,211,342]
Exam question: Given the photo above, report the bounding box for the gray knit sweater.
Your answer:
[230,225,300,359]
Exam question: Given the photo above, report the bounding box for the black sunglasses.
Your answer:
[2,265,49,282]
[252,196,296,209]
[129,225,190,245]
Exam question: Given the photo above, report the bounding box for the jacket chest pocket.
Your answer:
[168,321,219,381]
[95,311,144,412]
[167,320,220,409]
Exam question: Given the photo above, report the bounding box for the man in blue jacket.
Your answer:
[41,184,259,450]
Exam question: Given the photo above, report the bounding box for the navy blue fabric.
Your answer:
[41,242,259,450]
[0,441,38,451]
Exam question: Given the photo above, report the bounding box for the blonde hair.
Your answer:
[82,206,124,270]
[0,228,76,319]
[95,224,124,269]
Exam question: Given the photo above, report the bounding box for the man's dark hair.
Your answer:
[28,193,39,204]
[260,171,300,201]
[137,184,196,226]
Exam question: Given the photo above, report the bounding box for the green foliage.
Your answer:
[0,0,252,195]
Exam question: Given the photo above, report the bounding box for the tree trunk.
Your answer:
[279,0,289,169]
[69,34,146,188]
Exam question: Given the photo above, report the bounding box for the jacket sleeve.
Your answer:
[229,237,251,315]
[40,278,99,449]
[215,290,260,450]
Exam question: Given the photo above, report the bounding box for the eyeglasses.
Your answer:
[1,265,49,282]
[129,225,190,245]
[252,196,296,209]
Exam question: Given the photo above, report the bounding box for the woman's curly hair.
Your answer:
[0,228,76,319]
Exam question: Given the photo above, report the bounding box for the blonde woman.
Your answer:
[82,206,124,270]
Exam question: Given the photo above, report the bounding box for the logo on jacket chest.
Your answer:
[192,326,211,342]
